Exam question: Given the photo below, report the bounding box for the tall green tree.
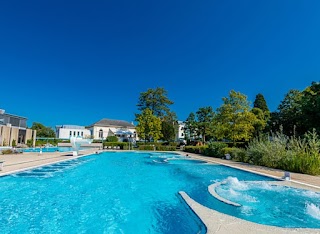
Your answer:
[136,108,163,142]
[184,112,197,140]
[31,122,55,138]
[214,90,257,143]
[196,106,215,142]
[161,111,178,142]
[251,107,268,136]
[136,87,174,118]
[253,93,270,113]
[300,81,320,134]
[276,89,303,135]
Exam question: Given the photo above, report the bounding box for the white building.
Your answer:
[86,118,136,142]
[56,125,91,139]
[176,121,185,141]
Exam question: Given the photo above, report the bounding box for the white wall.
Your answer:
[57,128,91,139]
[88,126,137,140]
[176,123,185,140]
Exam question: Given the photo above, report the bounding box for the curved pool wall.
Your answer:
[0,151,319,232]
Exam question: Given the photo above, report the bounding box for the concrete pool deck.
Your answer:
[0,148,99,176]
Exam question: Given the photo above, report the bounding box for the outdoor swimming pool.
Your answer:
[0,152,319,233]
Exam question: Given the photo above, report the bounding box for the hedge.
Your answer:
[103,142,129,150]
[138,145,176,151]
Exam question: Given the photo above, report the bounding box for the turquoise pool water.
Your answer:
[215,177,320,228]
[22,147,83,153]
[0,152,319,233]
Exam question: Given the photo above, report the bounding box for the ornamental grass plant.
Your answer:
[246,129,320,175]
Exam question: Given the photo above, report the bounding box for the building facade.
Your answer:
[55,125,91,139]
[0,109,36,147]
[176,121,185,141]
[86,118,136,141]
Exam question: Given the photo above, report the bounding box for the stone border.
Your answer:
[208,181,241,207]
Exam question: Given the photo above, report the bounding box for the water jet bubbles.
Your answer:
[306,202,320,220]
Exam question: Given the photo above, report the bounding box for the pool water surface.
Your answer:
[0,151,319,233]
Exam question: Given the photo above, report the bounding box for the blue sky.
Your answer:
[0,0,320,127]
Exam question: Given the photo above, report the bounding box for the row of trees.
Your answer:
[184,91,270,143]
[184,81,320,143]
[135,81,319,144]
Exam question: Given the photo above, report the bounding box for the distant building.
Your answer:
[0,109,36,147]
[176,121,185,141]
[86,118,136,141]
[55,125,91,139]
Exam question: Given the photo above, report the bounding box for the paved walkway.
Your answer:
[182,152,320,190]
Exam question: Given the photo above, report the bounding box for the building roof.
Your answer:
[87,118,135,128]
[56,125,86,129]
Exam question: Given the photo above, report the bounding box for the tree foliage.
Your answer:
[300,82,320,134]
[136,87,174,118]
[214,90,257,142]
[105,136,118,142]
[253,93,269,113]
[136,109,163,142]
[196,106,215,142]
[160,111,178,142]
[184,112,197,140]
[251,107,268,136]
[31,122,55,138]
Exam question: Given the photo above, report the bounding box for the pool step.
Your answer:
[12,159,89,178]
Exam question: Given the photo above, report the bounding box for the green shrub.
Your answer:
[204,142,228,158]
[246,130,320,175]
[220,147,234,155]
[137,145,176,151]
[156,146,176,151]
[105,136,118,142]
[1,149,13,154]
[184,146,208,154]
[231,148,248,162]
[35,139,70,146]
[138,145,155,151]
[103,142,128,149]
[26,139,33,147]
[12,139,16,147]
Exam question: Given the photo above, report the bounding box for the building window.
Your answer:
[74,131,76,136]
[181,133,184,136]
[70,131,72,136]
[77,131,80,136]
[99,129,103,138]
[81,132,84,137]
